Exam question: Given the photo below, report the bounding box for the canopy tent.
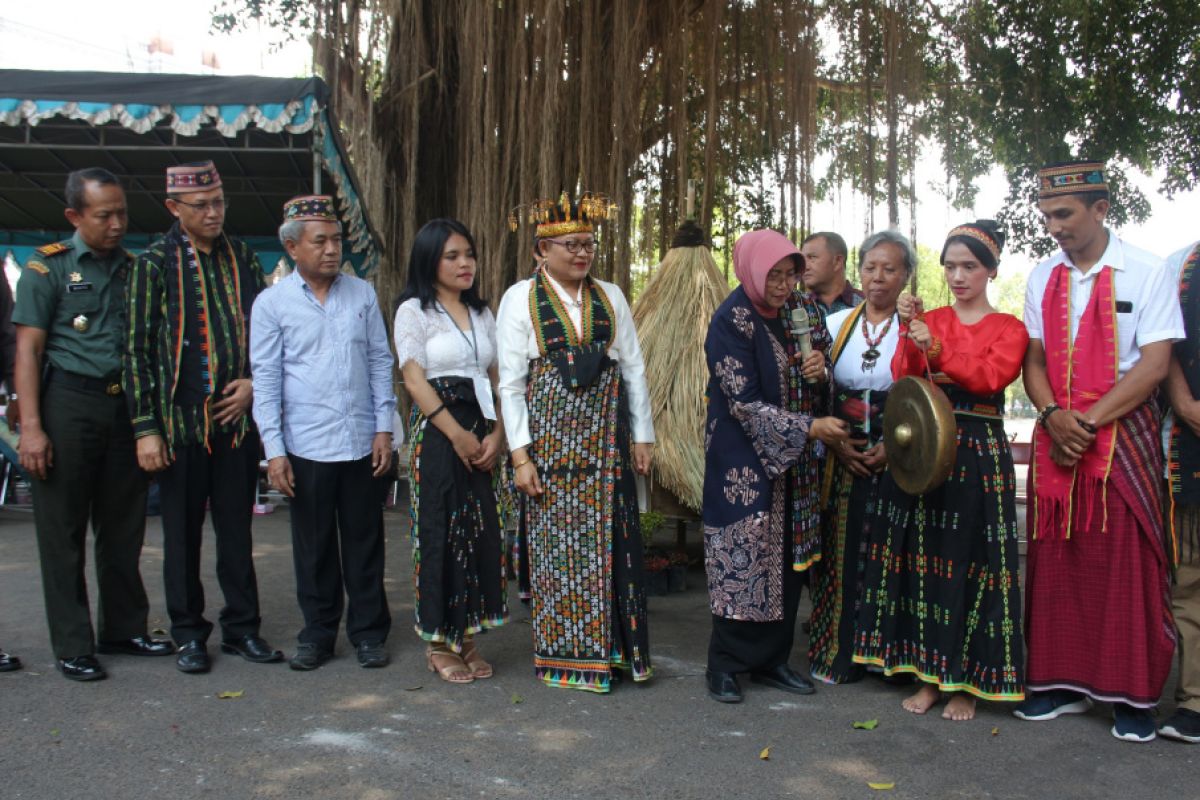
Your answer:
[0,69,381,275]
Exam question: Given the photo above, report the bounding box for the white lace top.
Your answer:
[393,298,498,418]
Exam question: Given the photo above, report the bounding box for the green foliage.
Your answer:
[211,0,315,38]
[212,0,1200,268]
[640,510,666,546]
[951,0,1200,255]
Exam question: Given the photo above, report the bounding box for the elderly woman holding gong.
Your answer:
[807,230,911,686]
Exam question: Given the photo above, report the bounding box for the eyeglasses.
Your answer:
[765,270,799,288]
[544,238,598,254]
[173,197,227,214]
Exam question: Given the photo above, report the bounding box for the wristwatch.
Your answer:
[1037,402,1061,429]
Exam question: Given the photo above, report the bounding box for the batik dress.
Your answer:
[394,298,508,653]
[851,307,1028,700]
[702,287,830,673]
[495,271,655,693]
[808,302,900,683]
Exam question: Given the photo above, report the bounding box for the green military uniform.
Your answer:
[13,230,151,659]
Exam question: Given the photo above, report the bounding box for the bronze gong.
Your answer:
[882,375,958,495]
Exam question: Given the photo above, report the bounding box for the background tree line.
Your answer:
[214,0,1200,314]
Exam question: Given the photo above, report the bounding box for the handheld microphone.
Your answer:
[789,308,818,384]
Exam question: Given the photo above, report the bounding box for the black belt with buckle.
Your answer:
[47,367,123,396]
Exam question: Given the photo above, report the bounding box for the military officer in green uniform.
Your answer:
[14,167,174,681]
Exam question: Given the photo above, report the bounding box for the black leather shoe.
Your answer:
[97,635,176,657]
[750,663,816,695]
[221,635,284,664]
[57,655,107,682]
[356,640,389,668]
[289,642,333,671]
[0,649,21,672]
[176,640,211,674]
[706,669,743,703]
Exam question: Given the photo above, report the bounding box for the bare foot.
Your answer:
[942,693,976,721]
[902,684,940,715]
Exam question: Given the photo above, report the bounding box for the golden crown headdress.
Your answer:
[508,191,618,238]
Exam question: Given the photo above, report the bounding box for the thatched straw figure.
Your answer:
[633,221,730,511]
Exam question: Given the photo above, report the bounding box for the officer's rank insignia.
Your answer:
[69,271,83,283]
[27,261,49,275]
[36,241,71,257]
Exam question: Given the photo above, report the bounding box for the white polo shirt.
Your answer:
[1023,230,1183,377]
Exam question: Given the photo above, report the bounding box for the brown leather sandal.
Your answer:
[426,645,473,684]
[461,639,493,679]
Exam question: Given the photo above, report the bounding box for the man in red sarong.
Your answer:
[1018,160,1182,742]
[1161,239,1200,743]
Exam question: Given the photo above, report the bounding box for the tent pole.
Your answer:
[312,118,323,194]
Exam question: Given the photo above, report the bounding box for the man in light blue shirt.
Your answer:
[250,195,395,672]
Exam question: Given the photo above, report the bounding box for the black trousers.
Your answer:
[708,520,803,674]
[288,453,391,649]
[31,381,150,658]
[157,430,262,644]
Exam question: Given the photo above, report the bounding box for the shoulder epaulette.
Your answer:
[26,261,49,275]
[35,241,72,257]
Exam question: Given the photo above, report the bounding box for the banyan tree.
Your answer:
[215,0,1200,293]
[218,0,954,304]
[214,0,1200,511]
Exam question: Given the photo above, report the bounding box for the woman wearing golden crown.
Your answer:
[496,193,654,693]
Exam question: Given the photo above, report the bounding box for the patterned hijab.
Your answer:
[732,229,804,319]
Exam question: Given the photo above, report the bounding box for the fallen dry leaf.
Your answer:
[852,719,880,730]
[511,693,524,705]
[991,726,1000,736]
[404,685,423,692]
[759,746,770,760]
[216,690,244,699]
[868,782,895,791]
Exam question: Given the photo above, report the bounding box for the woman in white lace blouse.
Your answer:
[393,218,508,684]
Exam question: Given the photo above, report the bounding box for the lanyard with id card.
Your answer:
[436,302,496,420]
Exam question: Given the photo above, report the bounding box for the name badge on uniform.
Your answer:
[67,283,95,293]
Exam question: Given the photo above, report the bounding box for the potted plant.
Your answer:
[640,510,670,595]
[644,551,671,596]
[667,550,690,593]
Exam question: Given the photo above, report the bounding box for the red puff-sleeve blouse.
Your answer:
[894,306,1030,396]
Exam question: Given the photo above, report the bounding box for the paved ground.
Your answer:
[1,503,1197,799]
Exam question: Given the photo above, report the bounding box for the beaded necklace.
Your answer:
[860,312,895,372]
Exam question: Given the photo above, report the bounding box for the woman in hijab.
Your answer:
[702,228,849,704]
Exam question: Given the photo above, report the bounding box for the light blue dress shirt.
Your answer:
[251,270,396,462]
